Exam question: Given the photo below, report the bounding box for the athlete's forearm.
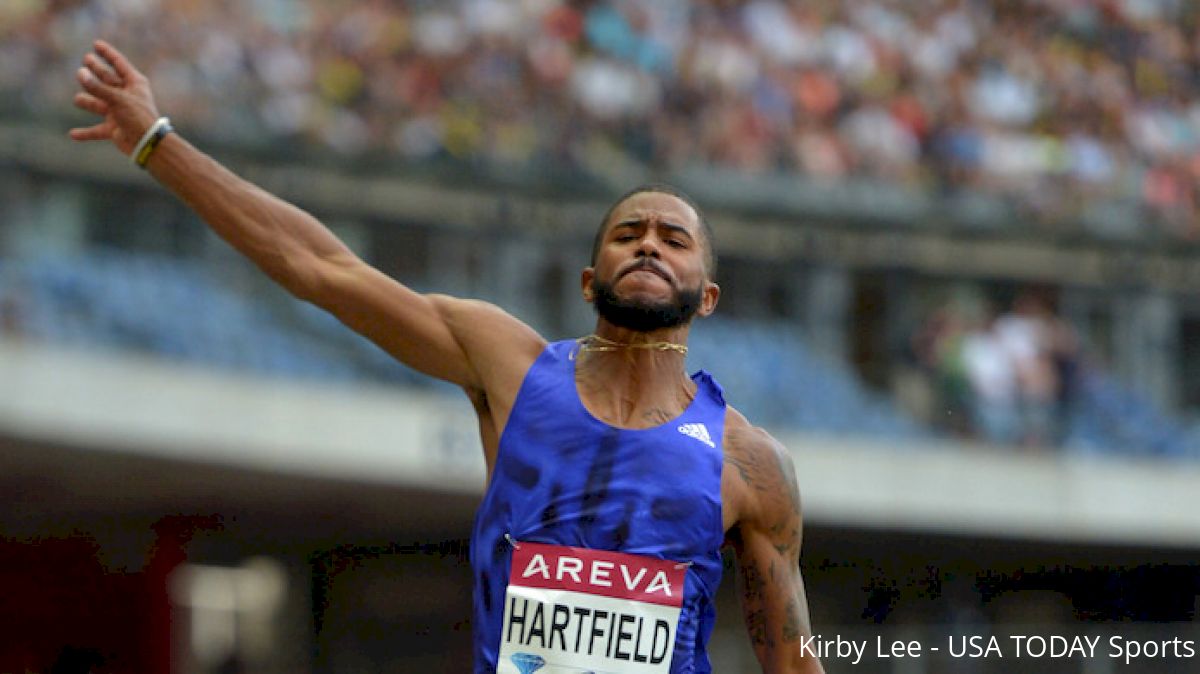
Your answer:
[146,132,352,299]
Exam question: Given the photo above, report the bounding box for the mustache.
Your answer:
[618,258,673,283]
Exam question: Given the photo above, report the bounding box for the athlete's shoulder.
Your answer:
[723,406,801,528]
[430,295,547,374]
[429,293,547,410]
[723,406,786,457]
[429,295,547,347]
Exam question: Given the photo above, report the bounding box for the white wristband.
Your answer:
[131,116,172,167]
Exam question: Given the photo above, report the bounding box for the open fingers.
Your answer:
[83,53,123,88]
[93,40,142,84]
[77,67,119,102]
[73,91,109,116]
[69,120,114,142]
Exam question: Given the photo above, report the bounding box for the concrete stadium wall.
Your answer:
[3,338,1199,550]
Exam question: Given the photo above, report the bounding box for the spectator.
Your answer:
[961,303,1022,446]
[6,0,1199,232]
[916,287,1085,448]
[912,295,975,438]
[995,291,1063,447]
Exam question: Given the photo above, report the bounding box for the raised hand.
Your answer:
[69,40,161,156]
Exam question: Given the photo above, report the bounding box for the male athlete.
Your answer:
[70,40,825,673]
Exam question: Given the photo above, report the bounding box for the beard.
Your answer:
[591,274,703,332]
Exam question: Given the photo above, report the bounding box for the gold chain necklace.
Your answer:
[577,333,688,356]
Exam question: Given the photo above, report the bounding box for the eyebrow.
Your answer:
[613,219,696,241]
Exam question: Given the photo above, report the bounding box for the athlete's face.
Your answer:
[582,192,719,331]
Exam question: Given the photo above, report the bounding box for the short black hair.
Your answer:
[590,183,717,279]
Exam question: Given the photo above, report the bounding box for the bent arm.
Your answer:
[728,429,825,673]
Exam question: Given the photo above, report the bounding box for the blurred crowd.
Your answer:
[912,287,1081,448]
[3,0,1200,234]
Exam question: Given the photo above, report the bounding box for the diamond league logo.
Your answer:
[510,652,546,674]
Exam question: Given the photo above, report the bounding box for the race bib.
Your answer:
[497,542,687,674]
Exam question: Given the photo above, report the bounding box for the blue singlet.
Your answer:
[470,339,727,673]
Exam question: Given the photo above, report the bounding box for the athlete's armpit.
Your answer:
[726,425,825,673]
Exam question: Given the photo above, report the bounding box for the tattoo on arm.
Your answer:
[730,424,822,668]
[783,595,803,642]
[727,427,803,544]
[738,541,773,651]
[774,445,801,513]
[723,429,777,494]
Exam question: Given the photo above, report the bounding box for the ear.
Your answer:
[581,267,595,303]
[696,281,720,318]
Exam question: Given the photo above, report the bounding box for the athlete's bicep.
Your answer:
[309,253,541,388]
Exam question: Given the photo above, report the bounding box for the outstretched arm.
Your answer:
[69,41,543,390]
[726,425,825,673]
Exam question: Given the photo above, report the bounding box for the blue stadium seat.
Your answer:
[3,249,1193,456]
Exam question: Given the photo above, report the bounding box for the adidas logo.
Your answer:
[677,423,715,448]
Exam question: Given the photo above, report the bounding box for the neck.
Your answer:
[592,320,689,347]
[574,321,695,427]
[584,321,691,363]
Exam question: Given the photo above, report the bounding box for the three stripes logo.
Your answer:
[677,423,715,448]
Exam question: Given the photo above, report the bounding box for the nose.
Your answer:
[636,234,661,259]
